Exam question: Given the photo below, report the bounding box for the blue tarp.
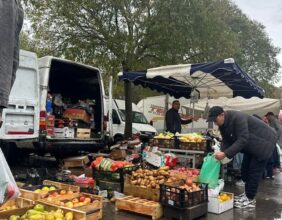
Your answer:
[118,59,265,99]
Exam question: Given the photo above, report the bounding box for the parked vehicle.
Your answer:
[104,99,157,143]
[0,50,108,158]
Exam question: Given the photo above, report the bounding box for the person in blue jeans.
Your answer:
[0,0,24,128]
[207,106,277,208]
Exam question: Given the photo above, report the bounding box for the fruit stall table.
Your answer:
[159,148,205,168]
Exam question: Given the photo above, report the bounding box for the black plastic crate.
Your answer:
[92,165,140,192]
[160,183,208,209]
[163,202,208,220]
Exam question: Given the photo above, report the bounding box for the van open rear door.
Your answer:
[0,50,40,140]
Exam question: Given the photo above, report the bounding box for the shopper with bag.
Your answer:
[207,106,277,208]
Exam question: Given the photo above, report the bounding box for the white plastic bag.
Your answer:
[0,148,20,204]
[212,139,232,164]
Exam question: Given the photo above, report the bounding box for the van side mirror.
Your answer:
[149,120,153,126]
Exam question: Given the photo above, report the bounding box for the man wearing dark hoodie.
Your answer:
[207,106,277,208]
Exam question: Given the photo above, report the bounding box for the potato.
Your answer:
[131,180,138,185]
[149,176,154,181]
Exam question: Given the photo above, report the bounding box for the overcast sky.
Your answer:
[232,0,282,86]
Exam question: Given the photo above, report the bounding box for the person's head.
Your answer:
[265,112,274,121]
[207,106,225,126]
[172,100,180,111]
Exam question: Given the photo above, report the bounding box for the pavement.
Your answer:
[9,154,282,220]
[103,171,282,220]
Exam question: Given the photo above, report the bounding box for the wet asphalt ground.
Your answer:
[10,154,282,220]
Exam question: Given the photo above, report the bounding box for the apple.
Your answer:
[79,196,86,203]
[67,190,73,195]
[5,183,16,199]
[49,186,56,191]
[84,198,91,204]
[34,204,45,212]
[65,201,74,208]
[72,198,79,203]
[60,190,66,195]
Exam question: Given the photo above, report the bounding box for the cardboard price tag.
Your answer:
[145,152,163,167]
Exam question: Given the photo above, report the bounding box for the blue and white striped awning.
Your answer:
[118,58,265,99]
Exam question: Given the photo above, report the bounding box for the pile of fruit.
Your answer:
[129,166,177,189]
[8,204,73,220]
[170,167,200,177]
[217,193,232,202]
[0,204,17,211]
[33,186,57,193]
[91,156,133,172]
[154,132,174,139]
[178,133,205,142]
[51,196,100,209]
[178,179,201,192]
[44,189,74,198]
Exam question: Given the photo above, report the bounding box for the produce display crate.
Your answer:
[20,180,80,201]
[115,196,163,220]
[179,141,207,151]
[0,202,100,220]
[208,192,234,214]
[160,183,208,209]
[93,165,140,192]
[39,192,103,219]
[169,170,199,182]
[123,176,160,202]
[64,155,90,168]
[0,197,34,215]
[77,128,91,138]
[152,138,174,148]
[163,202,208,220]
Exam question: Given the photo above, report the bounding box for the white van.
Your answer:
[0,50,108,158]
[105,99,157,143]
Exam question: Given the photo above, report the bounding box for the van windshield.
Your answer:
[119,110,148,124]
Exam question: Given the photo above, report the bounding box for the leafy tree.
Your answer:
[23,0,281,137]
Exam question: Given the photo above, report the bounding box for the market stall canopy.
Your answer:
[182,96,280,117]
[118,58,265,99]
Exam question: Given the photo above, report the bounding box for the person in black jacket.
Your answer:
[207,106,277,208]
[165,100,193,134]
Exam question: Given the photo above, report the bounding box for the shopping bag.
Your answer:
[199,153,221,189]
[0,148,20,205]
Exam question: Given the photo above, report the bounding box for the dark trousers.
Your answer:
[273,146,281,168]
[241,153,268,200]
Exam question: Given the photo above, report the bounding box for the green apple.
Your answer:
[9,215,20,220]
[33,204,45,212]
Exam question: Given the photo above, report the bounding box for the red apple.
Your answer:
[79,196,86,202]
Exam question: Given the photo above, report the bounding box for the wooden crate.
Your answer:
[64,155,89,168]
[0,202,100,220]
[115,196,163,220]
[0,197,34,215]
[20,180,80,201]
[39,192,103,219]
[123,177,160,202]
[77,128,91,138]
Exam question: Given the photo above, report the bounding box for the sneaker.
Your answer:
[235,180,245,187]
[234,193,246,202]
[234,197,256,208]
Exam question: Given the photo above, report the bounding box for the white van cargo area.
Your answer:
[39,57,104,141]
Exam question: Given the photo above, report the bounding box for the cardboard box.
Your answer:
[76,128,91,139]
[208,192,234,214]
[63,108,91,124]
[64,155,89,168]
